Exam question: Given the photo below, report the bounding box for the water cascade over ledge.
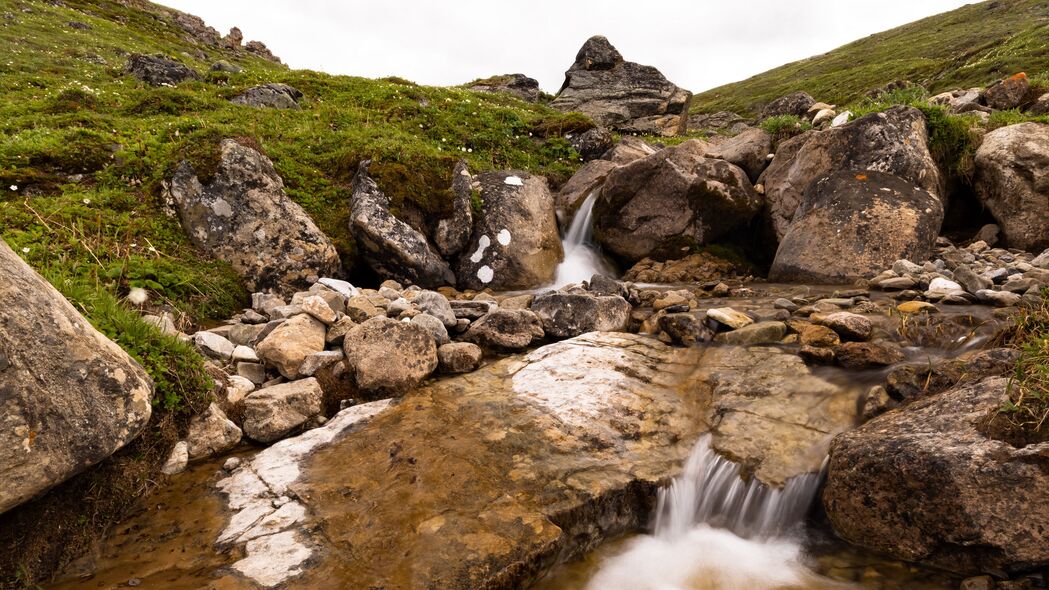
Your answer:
[553,191,617,287]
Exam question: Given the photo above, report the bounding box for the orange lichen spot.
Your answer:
[855,173,868,181]
[1010,72,1028,81]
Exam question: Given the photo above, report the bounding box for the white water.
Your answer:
[585,436,845,590]
[553,191,616,288]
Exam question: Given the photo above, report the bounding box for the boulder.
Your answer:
[436,342,483,374]
[834,341,905,369]
[762,106,943,242]
[410,290,456,328]
[706,127,773,183]
[0,240,153,514]
[187,403,242,460]
[602,136,658,164]
[124,53,201,86]
[592,140,763,263]
[349,161,456,287]
[467,73,541,102]
[550,36,691,136]
[974,122,1049,252]
[823,377,1049,574]
[241,378,324,443]
[343,317,437,395]
[410,313,450,345]
[769,171,944,283]
[713,321,787,346]
[929,88,983,114]
[456,171,563,290]
[255,314,327,379]
[433,161,474,258]
[169,139,342,296]
[463,309,544,351]
[529,292,631,338]
[687,111,748,134]
[622,252,744,284]
[811,311,873,341]
[760,91,816,120]
[983,73,1029,110]
[230,83,303,110]
[556,159,618,214]
[568,127,614,162]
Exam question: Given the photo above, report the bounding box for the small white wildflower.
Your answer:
[126,287,148,305]
[21,247,30,254]
[467,148,473,153]
[8,185,16,191]
[148,246,156,252]
[130,243,137,248]
[82,198,90,204]
[461,147,467,152]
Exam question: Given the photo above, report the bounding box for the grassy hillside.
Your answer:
[692,0,1049,115]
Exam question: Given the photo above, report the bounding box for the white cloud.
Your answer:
[157,0,974,93]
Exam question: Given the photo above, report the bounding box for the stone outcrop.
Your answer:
[124,53,201,86]
[823,377,1049,574]
[551,36,692,136]
[762,106,943,242]
[349,161,456,288]
[230,83,303,110]
[169,139,342,296]
[467,74,541,102]
[770,171,944,283]
[434,160,474,258]
[456,171,563,290]
[0,240,153,514]
[974,122,1049,252]
[592,140,762,263]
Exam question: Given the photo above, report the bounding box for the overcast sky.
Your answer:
[157,1,976,94]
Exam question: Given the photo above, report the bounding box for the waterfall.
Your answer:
[585,436,842,590]
[553,191,616,288]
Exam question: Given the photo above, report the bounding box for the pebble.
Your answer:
[705,307,754,330]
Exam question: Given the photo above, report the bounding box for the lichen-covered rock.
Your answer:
[343,317,437,395]
[463,309,545,351]
[760,91,816,120]
[434,160,474,258]
[593,140,763,264]
[551,36,692,136]
[983,73,1029,110]
[530,292,631,338]
[769,170,944,283]
[0,239,153,514]
[241,378,324,443]
[706,127,773,183]
[187,403,242,460]
[762,106,943,242]
[230,83,303,109]
[974,122,1049,252]
[255,314,327,379]
[467,73,541,102]
[569,127,614,161]
[349,161,455,288]
[124,53,201,86]
[169,139,342,296]
[822,377,1049,574]
[436,342,483,374]
[456,171,563,290]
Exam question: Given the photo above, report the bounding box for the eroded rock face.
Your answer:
[974,122,1049,252]
[456,171,563,290]
[551,36,692,136]
[593,140,763,264]
[124,53,201,86]
[349,161,455,287]
[823,377,1049,574]
[0,240,153,514]
[769,170,944,283]
[762,106,943,242]
[230,83,303,109]
[169,139,342,296]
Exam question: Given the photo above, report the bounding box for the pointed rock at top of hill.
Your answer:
[467,74,541,103]
[551,36,692,137]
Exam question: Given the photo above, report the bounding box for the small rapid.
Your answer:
[552,191,616,288]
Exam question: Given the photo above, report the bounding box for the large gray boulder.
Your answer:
[769,170,943,283]
[230,83,303,110]
[530,292,631,338]
[169,139,342,296]
[343,317,438,396]
[762,106,943,242]
[349,161,456,288]
[550,36,692,137]
[0,240,154,514]
[463,309,545,352]
[124,53,201,86]
[974,122,1049,252]
[456,171,563,290]
[592,140,763,264]
[823,377,1049,575]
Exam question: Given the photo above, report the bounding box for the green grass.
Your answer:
[991,294,1049,444]
[759,114,812,144]
[692,0,1049,116]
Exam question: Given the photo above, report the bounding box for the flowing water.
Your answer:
[552,191,616,287]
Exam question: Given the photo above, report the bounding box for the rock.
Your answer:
[687,111,747,134]
[713,321,787,346]
[706,128,773,183]
[187,403,242,460]
[449,300,494,320]
[834,341,905,369]
[241,378,324,443]
[588,274,626,297]
[1033,248,1049,269]
[124,53,201,86]
[799,344,835,365]
[762,106,943,241]
[463,309,544,351]
[811,108,836,126]
[811,312,872,341]
[343,317,437,395]
[706,307,753,330]
[410,290,456,328]
[657,313,714,346]
[410,313,450,345]
[983,73,1029,110]
[769,171,944,283]
[792,322,840,347]
[953,264,992,294]
[556,159,618,214]
[568,127,614,162]
[300,295,337,325]
[550,36,691,136]
[622,252,744,284]
[170,139,341,296]
[886,348,1019,402]
[974,123,1049,251]
[897,301,938,314]
[255,314,326,379]
[210,60,242,73]
[160,441,189,476]
[0,239,154,513]
[529,292,631,338]
[434,161,474,258]
[436,342,483,374]
[602,136,659,164]
[926,277,965,299]
[592,140,762,264]
[652,291,689,311]
[349,161,455,287]
[760,91,816,120]
[297,350,344,378]
[823,377,1049,574]
[244,40,281,63]
[232,345,259,363]
[194,330,235,360]
[143,313,178,335]
[456,171,563,290]
[467,73,540,102]
[230,83,303,109]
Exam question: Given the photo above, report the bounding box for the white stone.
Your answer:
[227,375,257,404]
[705,307,754,330]
[504,175,524,186]
[926,277,965,298]
[161,441,189,475]
[831,111,852,127]
[318,277,358,299]
[232,345,259,363]
[194,331,235,360]
[231,530,312,588]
